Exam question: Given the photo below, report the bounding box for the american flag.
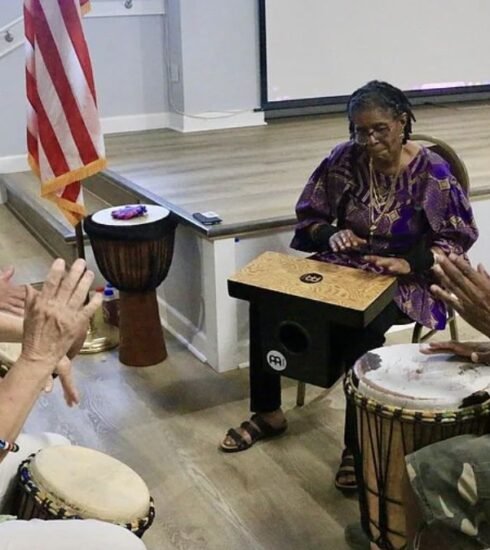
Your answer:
[24,0,106,226]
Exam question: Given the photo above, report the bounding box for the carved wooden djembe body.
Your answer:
[84,205,176,366]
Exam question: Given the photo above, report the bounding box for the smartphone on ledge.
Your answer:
[192,211,223,225]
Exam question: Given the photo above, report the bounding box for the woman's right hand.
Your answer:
[329,229,367,252]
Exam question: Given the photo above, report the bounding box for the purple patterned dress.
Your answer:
[291,141,478,329]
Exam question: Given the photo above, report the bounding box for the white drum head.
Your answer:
[0,342,21,367]
[31,446,150,522]
[92,204,169,227]
[354,343,490,410]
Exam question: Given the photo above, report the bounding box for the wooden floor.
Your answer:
[1,206,487,550]
[104,101,490,235]
[3,101,490,548]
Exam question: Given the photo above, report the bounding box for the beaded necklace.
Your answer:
[368,156,402,243]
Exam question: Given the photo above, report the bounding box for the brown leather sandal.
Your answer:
[335,448,358,492]
[220,414,287,453]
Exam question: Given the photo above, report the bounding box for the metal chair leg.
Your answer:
[296,381,306,407]
[411,323,423,344]
[449,316,459,341]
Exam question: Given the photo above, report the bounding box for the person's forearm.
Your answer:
[0,311,23,342]
[0,357,53,461]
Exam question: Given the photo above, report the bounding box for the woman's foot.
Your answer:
[220,410,287,453]
[335,448,358,492]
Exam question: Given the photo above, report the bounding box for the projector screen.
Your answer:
[259,0,490,109]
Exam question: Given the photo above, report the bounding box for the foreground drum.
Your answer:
[345,343,490,550]
[0,342,21,377]
[15,445,155,538]
[84,204,176,366]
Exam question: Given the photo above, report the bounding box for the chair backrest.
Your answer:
[410,133,470,193]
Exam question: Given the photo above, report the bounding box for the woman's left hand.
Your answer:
[364,255,411,275]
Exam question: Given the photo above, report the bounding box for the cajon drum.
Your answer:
[228,251,397,387]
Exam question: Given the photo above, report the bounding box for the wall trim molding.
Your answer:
[168,110,266,133]
[0,17,24,60]
[86,0,166,18]
[0,155,29,174]
[101,112,170,134]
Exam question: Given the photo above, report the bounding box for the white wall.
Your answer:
[166,0,264,132]
[0,0,264,167]
[0,1,168,165]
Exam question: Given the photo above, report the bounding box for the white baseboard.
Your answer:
[156,296,209,365]
[168,110,266,133]
[101,112,170,135]
[0,155,29,174]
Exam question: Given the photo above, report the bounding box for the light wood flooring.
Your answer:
[1,205,487,550]
[3,103,490,548]
[104,101,490,234]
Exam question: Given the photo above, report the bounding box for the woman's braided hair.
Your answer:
[347,80,416,144]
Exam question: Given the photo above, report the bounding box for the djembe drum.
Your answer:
[345,343,490,550]
[15,445,155,538]
[84,205,176,366]
[0,342,21,377]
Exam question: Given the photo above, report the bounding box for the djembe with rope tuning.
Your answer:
[84,205,176,366]
[345,343,490,550]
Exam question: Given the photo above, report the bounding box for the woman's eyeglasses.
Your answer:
[353,124,393,145]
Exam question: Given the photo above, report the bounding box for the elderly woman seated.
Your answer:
[220,80,478,493]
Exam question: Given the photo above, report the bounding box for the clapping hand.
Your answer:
[21,258,102,406]
[0,266,26,317]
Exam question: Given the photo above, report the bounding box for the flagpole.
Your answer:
[77,219,118,354]
[75,222,85,260]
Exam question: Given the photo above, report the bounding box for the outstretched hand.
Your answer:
[20,258,102,372]
[0,266,26,317]
[420,340,490,365]
[431,254,490,339]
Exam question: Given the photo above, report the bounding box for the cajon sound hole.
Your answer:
[279,322,309,354]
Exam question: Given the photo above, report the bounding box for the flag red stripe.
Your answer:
[31,0,99,165]
[25,69,71,177]
[59,1,96,101]
[61,180,81,202]
[27,129,39,166]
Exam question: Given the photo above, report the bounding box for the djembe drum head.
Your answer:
[84,204,176,292]
[346,343,490,550]
[16,445,155,537]
[0,342,21,377]
[355,343,490,410]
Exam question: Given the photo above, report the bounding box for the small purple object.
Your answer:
[111,205,148,220]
